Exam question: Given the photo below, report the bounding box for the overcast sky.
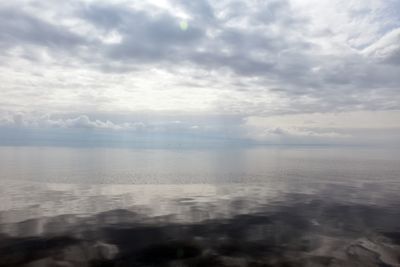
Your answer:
[0,0,399,146]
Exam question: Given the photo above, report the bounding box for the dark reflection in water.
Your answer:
[0,147,399,266]
[1,191,400,267]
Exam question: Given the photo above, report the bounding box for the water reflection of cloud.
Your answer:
[1,192,400,266]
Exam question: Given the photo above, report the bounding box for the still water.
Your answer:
[0,146,399,266]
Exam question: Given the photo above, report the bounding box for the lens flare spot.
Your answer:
[179,20,189,31]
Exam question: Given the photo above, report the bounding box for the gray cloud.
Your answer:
[0,8,85,50]
[0,0,400,145]
[172,0,215,23]
[0,112,245,139]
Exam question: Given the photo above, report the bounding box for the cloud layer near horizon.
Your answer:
[0,0,399,145]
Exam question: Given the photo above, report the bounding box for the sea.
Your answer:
[0,146,399,266]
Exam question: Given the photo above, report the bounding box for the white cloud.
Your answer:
[0,113,141,131]
[245,110,400,130]
[363,28,400,63]
[243,110,400,144]
[0,113,216,135]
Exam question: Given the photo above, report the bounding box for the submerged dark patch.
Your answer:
[0,196,399,266]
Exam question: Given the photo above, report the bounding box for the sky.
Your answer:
[0,0,399,147]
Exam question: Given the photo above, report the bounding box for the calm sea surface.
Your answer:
[0,146,399,266]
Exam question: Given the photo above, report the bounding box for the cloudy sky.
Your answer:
[0,0,399,146]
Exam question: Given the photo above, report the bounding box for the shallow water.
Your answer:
[0,146,399,266]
